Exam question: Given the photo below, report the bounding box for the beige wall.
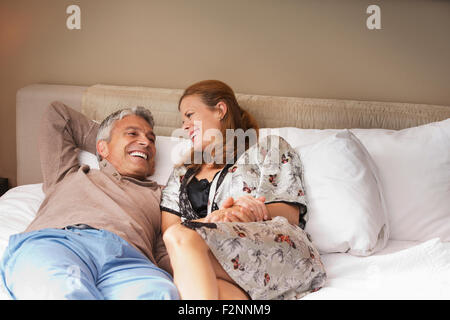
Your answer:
[1,0,449,187]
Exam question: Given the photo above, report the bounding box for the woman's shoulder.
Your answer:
[170,164,188,178]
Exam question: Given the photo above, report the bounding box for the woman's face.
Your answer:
[179,94,225,151]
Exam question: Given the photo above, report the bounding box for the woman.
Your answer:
[161,80,326,300]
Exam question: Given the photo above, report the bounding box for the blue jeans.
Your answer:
[0,227,179,300]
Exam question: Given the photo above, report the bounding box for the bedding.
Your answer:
[296,130,388,256]
[2,125,450,299]
[259,118,450,246]
[0,184,44,300]
[1,184,449,300]
[304,238,450,300]
[352,119,450,242]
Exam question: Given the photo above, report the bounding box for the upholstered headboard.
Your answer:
[82,85,450,135]
[16,84,450,185]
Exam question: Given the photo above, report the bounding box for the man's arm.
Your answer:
[39,101,99,193]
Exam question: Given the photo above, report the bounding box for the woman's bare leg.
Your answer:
[209,251,249,300]
[163,224,249,300]
[217,279,249,299]
[163,224,218,299]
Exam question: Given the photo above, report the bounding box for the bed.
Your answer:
[1,84,449,300]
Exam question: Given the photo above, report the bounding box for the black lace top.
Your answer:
[186,176,211,218]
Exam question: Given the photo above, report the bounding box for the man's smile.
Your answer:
[128,150,148,160]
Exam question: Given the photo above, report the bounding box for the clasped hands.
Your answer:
[202,195,269,223]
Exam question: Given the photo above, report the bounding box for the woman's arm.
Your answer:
[266,202,300,225]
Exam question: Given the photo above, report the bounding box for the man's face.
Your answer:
[97,115,156,180]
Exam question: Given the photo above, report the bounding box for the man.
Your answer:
[0,102,179,299]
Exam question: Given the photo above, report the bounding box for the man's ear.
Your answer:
[96,140,109,159]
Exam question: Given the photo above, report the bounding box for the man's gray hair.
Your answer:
[96,106,155,160]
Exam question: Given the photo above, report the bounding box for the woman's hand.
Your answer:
[203,207,250,223]
[224,196,268,221]
[215,196,299,225]
[202,196,268,223]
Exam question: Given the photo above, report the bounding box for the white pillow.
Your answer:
[259,127,338,150]
[261,119,450,243]
[297,130,389,256]
[77,149,100,169]
[352,119,450,241]
[148,135,190,185]
[0,184,44,300]
[78,135,190,186]
[0,184,44,259]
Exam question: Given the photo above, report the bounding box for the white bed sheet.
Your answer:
[1,184,449,300]
[304,238,450,300]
